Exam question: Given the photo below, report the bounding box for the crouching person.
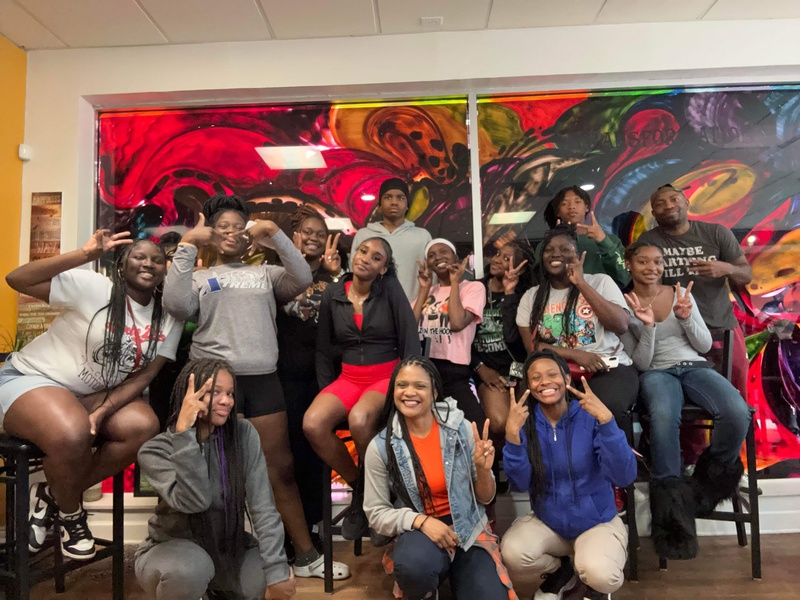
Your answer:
[135,359,295,600]
[501,351,636,600]
[364,357,517,600]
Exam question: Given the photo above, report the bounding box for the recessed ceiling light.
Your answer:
[255,146,327,170]
[325,218,354,231]
[580,184,595,191]
[489,211,536,225]
[361,194,376,201]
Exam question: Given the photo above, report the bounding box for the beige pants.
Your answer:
[500,514,628,597]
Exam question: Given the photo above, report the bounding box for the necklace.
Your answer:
[637,287,665,308]
[348,287,369,306]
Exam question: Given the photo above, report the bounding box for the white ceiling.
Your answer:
[1,0,799,51]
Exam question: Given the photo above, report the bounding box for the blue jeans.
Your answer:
[392,530,507,600]
[639,366,750,481]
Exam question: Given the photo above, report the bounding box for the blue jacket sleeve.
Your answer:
[593,420,637,488]
[502,428,532,494]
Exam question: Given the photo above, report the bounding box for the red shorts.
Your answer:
[320,359,399,413]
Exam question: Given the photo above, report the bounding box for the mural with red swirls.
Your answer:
[478,87,800,473]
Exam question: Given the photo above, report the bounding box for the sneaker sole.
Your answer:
[60,545,96,561]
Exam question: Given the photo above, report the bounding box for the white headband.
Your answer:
[424,238,458,256]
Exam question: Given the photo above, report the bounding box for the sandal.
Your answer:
[293,554,350,580]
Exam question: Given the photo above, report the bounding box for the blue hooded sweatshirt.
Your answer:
[503,400,637,540]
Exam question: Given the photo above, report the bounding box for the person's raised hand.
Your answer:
[472,419,495,472]
[673,281,694,320]
[321,233,342,275]
[566,251,587,286]
[449,256,470,284]
[503,256,529,294]
[567,376,613,424]
[417,259,432,291]
[81,229,132,260]
[624,291,655,327]
[505,387,530,444]
[175,374,214,433]
[180,213,216,249]
[575,211,607,243]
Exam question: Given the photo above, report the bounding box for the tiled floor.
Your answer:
[21,533,799,599]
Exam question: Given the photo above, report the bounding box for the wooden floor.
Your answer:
[25,534,798,599]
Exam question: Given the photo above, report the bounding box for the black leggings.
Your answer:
[579,364,639,434]
[430,359,485,425]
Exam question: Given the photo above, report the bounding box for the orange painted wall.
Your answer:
[0,34,25,344]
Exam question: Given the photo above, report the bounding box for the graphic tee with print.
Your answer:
[418,281,485,366]
[516,273,632,365]
[12,269,182,396]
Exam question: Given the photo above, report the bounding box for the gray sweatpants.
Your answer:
[135,539,267,600]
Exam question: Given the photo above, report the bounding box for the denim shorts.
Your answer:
[0,357,67,426]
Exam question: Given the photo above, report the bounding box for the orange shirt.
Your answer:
[409,420,451,517]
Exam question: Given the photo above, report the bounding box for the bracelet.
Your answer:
[331,268,345,283]
[474,361,484,373]
[417,516,430,531]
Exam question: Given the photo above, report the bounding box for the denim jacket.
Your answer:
[363,398,491,551]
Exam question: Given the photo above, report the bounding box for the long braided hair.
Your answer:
[529,226,582,347]
[377,357,446,514]
[87,240,166,391]
[520,349,576,505]
[290,204,328,235]
[168,358,247,591]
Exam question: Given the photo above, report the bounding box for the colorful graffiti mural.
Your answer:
[96,100,473,257]
[478,87,800,472]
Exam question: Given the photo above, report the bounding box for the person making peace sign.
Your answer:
[621,241,750,562]
[500,350,636,600]
[363,357,517,600]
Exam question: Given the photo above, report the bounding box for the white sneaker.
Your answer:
[293,554,350,580]
[29,482,57,552]
[59,508,96,560]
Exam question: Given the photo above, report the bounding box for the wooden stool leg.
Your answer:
[15,452,31,600]
[322,467,333,594]
[112,472,125,600]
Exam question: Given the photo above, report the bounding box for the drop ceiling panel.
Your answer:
[704,0,800,20]
[378,0,492,34]
[259,0,377,39]
[489,0,606,29]
[596,0,716,24]
[17,0,166,47]
[0,0,66,49]
[138,0,271,43]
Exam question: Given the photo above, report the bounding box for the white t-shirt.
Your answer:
[516,273,632,365]
[418,281,485,366]
[12,269,183,396]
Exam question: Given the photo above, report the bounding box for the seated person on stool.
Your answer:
[622,241,750,560]
[1,231,181,560]
[136,359,295,600]
[501,350,636,600]
[364,357,515,600]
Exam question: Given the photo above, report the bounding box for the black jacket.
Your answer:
[316,274,421,389]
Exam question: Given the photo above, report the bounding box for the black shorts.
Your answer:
[235,372,286,418]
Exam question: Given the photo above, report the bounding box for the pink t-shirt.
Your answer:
[418,281,485,365]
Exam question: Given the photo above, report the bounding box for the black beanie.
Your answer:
[379,177,410,200]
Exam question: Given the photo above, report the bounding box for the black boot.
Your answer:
[650,477,698,560]
[691,449,744,517]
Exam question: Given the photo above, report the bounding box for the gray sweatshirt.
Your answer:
[351,220,432,302]
[163,232,312,375]
[136,420,290,586]
[621,290,713,371]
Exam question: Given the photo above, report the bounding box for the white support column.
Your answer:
[467,91,484,279]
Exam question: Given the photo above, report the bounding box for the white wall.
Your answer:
[20,18,800,256]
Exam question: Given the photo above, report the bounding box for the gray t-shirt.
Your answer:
[637,221,744,330]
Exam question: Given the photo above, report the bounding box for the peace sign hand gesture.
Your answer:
[505,387,531,444]
[321,233,342,275]
[449,256,470,285]
[175,374,214,433]
[416,259,432,292]
[575,211,607,243]
[502,256,529,294]
[624,291,655,327]
[472,419,495,471]
[81,229,132,260]
[673,281,694,320]
[566,251,587,286]
[566,377,613,425]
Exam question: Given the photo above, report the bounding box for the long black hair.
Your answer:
[485,240,537,295]
[88,239,166,391]
[168,358,247,592]
[520,349,577,504]
[529,226,582,346]
[290,204,328,234]
[377,357,446,514]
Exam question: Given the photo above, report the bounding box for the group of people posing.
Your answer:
[0,177,753,600]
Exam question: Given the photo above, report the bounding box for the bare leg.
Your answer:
[478,383,510,437]
[3,387,93,513]
[249,411,314,554]
[347,391,387,460]
[85,400,159,487]
[302,393,356,484]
